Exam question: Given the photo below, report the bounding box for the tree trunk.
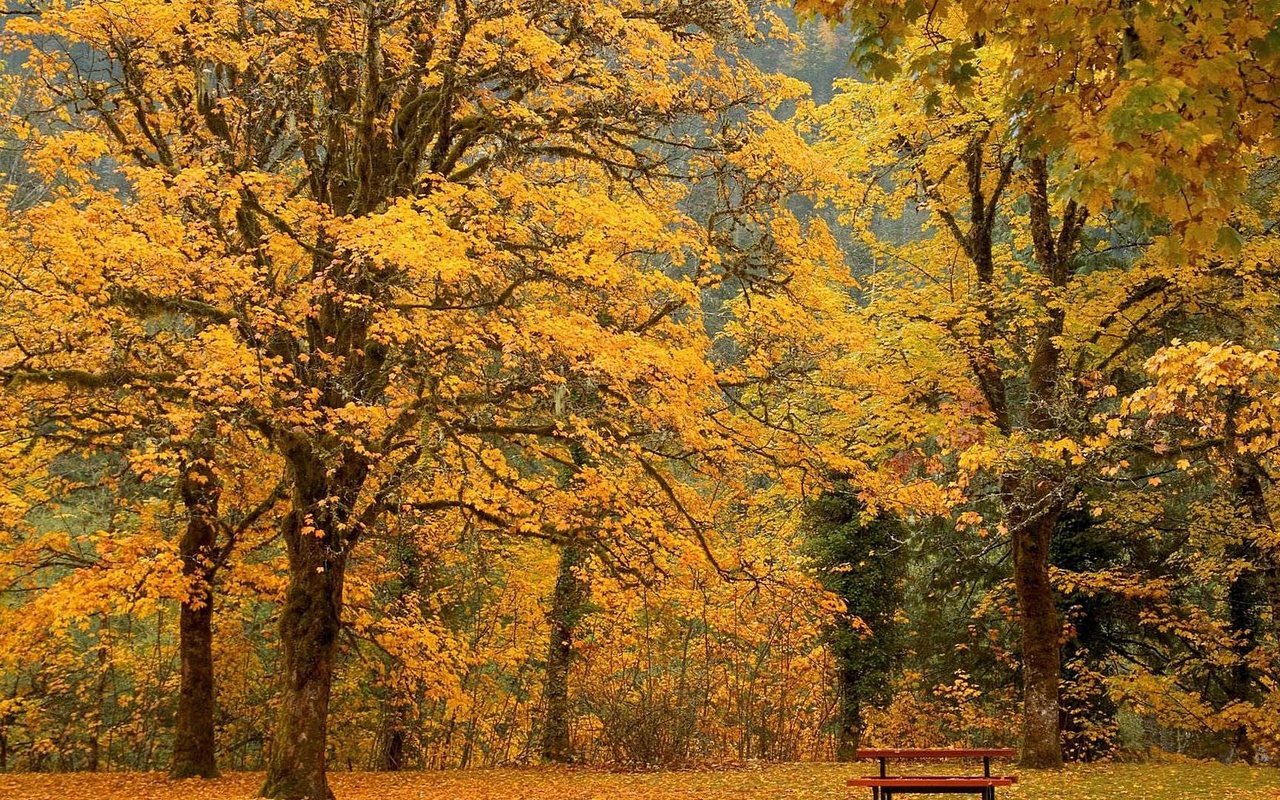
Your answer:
[171,449,222,779]
[261,465,355,800]
[1267,566,1280,645]
[834,662,863,762]
[87,643,108,772]
[374,692,415,771]
[1222,428,1274,763]
[1238,460,1279,648]
[376,724,406,772]
[172,595,218,778]
[1013,154,1077,770]
[541,544,589,763]
[1013,508,1064,769]
[1225,557,1261,763]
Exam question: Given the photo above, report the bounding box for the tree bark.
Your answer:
[373,691,415,771]
[1224,444,1270,763]
[1267,566,1280,646]
[260,562,343,799]
[1225,555,1261,764]
[834,661,863,762]
[170,448,222,779]
[376,723,407,772]
[259,219,386,795]
[1234,455,1279,642]
[88,644,108,772]
[1013,506,1064,768]
[261,459,359,800]
[541,544,589,763]
[1012,158,1079,770]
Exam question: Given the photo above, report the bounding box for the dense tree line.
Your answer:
[0,1,1278,798]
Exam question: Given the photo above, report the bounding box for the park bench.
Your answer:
[847,748,1018,800]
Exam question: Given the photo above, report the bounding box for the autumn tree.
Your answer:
[1,1,846,795]
[803,12,1280,761]
[800,0,1280,764]
[541,541,591,763]
[1127,342,1280,759]
[0,66,261,777]
[0,176,286,778]
[799,0,1280,248]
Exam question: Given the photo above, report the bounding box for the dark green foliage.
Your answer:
[802,484,907,760]
[1052,511,1125,762]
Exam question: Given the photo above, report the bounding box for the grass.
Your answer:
[1,761,1277,800]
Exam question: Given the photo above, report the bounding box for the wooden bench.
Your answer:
[848,748,1018,800]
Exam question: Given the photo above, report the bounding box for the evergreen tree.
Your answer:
[803,485,907,759]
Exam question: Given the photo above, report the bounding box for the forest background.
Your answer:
[0,2,1278,799]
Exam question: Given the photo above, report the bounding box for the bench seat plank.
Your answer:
[856,748,1017,759]
[849,777,1017,787]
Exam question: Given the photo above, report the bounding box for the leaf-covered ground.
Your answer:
[2,762,1277,800]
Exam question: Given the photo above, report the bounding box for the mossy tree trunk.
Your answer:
[541,544,589,763]
[1223,411,1272,764]
[261,447,366,800]
[170,443,222,780]
[834,662,864,762]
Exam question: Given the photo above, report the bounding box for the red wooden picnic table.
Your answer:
[848,748,1018,800]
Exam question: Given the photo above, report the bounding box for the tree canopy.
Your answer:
[0,1,1279,795]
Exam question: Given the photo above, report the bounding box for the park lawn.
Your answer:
[1,762,1277,800]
